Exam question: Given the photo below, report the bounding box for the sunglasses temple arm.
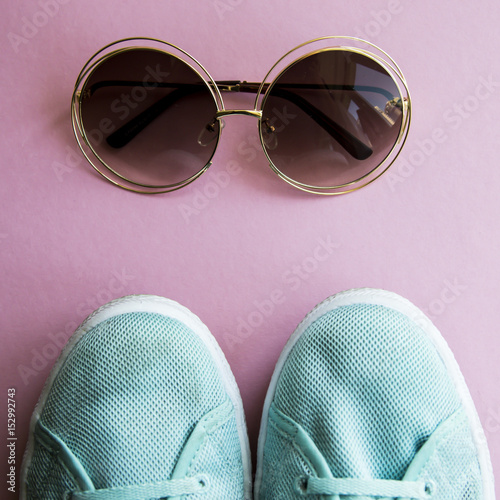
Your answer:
[216,82,372,160]
[267,87,373,160]
[101,80,373,159]
[104,86,200,148]
[101,81,255,149]
[88,80,190,95]
[218,81,393,101]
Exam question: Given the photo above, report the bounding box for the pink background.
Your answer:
[1,0,499,492]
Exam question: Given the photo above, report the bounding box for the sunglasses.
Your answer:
[71,36,411,195]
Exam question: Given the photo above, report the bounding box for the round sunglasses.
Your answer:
[71,36,411,195]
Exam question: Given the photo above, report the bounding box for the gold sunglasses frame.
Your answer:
[71,36,411,195]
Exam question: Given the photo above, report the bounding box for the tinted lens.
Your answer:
[261,50,403,188]
[80,48,219,188]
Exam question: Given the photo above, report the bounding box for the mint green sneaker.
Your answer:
[255,288,495,499]
[20,295,252,499]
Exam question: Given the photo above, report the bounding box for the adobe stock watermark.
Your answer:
[484,404,500,436]
[177,102,298,222]
[53,63,171,183]
[386,75,500,191]
[82,64,171,146]
[7,0,71,53]
[212,0,244,21]
[469,403,500,459]
[17,268,135,386]
[237,104,297,164]
[177,160,243,223]
[52,145,83,182]
[353,0,404,40]
[224,235,340,351]
[421,277,468,321]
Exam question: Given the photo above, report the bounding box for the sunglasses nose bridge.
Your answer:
[215,109,263,120]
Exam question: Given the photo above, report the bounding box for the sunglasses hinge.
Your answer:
[216,80,264,93]
[74,89,91,100]
[217,80,243,92]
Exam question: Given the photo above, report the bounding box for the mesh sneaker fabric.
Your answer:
[25,311,235,497]
[414,409,483,499]
[27,439,79,498]
[260,411,314,498]
[269,303,462,483]
[186,410,244,499]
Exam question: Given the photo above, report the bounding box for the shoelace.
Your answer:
[67,475,209,499]
[295,476,435,499]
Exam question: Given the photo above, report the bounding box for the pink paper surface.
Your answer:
[1,0,499,491]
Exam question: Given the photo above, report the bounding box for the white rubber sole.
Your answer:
[254,288,495,499]
[20,294,252,500]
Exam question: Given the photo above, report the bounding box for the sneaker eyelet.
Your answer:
[424,480,436,497]
[294,476,309,495]
[197,474,210,490]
